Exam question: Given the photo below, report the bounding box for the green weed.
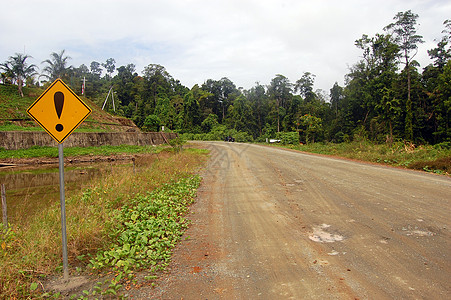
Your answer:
[0,148,208,298]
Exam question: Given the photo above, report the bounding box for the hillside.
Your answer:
[0,83,139,132]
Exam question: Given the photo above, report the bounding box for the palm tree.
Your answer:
[0,53,38,97]
[41,50,71,81]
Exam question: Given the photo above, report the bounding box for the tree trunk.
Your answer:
[277,98,280,132]
[405,60,413,141]
[18,78,23,97]
[388,120,393,148]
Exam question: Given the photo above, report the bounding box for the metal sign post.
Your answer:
[58,143,69,280]
[27,79,91,282]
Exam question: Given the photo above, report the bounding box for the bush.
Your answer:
[434,142,451,150]
[168,137,186,152]
[142,115,161,132]
[276,132,299,144]
[180,125,253,143]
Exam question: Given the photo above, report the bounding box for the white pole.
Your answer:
[112,89,115,111]
[102,87,113,110]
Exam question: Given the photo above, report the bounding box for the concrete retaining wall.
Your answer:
[0,131,177,150]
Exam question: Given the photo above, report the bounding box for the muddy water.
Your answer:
[0,162,131,225]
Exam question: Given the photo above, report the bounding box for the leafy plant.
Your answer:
[87,175,201,296]
[275,132,299,145]
[168,136,186,152]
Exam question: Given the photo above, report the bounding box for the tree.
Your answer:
[102,58,116,80]
[201,113,219,132]
[423,20,451,143]
[41,50,71,81]
[0,53,37,97]
[268,74,292,132]
[227,94,254,134]
[143,114,161,132]
[433,61,451,142]
[428,19,451,70]
[90,61,103,78]
[300,114,322,143]
[384,10,424,140]
[330,82,344,116]
[183,89,201,132]
[143,64,173,109]
[155,96,170,128]
[201,77,239,123]
[246,82,269,137]
[294,72,316,103]
[115,64,137,110]
[344,32,401,142]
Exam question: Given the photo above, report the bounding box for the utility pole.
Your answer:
[102,86,116,111]
[81,77,87,96]
[219,100,225,122]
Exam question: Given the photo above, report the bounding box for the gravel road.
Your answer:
[133,142,451,299]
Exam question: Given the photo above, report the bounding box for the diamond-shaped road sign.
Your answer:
[27,78,92,143]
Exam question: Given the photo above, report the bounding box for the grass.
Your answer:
[0,84,40,120]
[278,140,451,175]
[0,122,44,132]
[0,148,209,298]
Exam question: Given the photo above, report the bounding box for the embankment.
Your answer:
[0,131,177,150]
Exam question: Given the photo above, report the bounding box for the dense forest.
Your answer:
[1,11,450,145]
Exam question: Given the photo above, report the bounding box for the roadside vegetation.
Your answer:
[0,147,208,298]
[275,140,451,175]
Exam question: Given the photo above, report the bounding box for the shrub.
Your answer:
[142,115,161,132]
[276,132,299,144]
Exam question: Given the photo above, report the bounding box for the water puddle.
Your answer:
[406,230,436,237]
[309,224,344,243]
[401,225,437,237]
[0,160,133,225]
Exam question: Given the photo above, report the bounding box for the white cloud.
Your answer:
[1,0,450,92]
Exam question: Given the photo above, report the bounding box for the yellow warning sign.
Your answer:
[27,79,92,143]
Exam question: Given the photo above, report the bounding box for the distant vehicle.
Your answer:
[224,136,235,142]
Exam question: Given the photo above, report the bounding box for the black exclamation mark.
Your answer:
[54,91,64,132]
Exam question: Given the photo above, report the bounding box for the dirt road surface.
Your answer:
[132,142,451,299]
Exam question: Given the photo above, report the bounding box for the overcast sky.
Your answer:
[1,0,450,94]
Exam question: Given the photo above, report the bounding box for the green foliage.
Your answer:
[201,113,219,132]
[0,122,44,131]
[168,136,186,152]
[41,50,72,82]
[142,114,161,132]
[86,175,202,296]
[0,224,16,256]
[275,132,299,144]
[0,84,42,120]
[299,114,322,143]
[0,53,38,97]
[181,124,253,142]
